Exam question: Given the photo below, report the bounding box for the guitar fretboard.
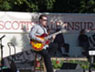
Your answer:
[45,30,67,40]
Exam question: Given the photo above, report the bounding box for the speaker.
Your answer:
[56,63,83,72]
[0,68,11,72]
[19,69,32,72]
[61,63,81,69]
[56,69,83,72]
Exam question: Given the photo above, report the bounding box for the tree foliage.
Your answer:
[79,0,95,13]
[0,0,95,13]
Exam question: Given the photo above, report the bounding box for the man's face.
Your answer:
[40,16,48,27]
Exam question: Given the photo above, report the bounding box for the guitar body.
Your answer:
[30,34,49,51]
[30,29,66,51]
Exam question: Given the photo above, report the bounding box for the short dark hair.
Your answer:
[80,29,85,34]
[39,14,47,20]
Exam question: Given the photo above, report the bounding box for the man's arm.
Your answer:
[29,25,44,43]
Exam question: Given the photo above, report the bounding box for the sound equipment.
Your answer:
[0,68,11,72]
[0,69,32,72]
[19,69,31,72]
[61,63,80,69]
[56,63,83,72]
[56,69,83,72]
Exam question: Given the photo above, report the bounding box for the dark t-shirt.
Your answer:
[78,34,89,48]
[78,34,89,43]
[54,26,64,44]
[54,33,65,44]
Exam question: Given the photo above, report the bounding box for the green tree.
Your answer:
[0,0,95,13]
[79,0,95,13]
[53,0,81,13]
[0,0,55,12]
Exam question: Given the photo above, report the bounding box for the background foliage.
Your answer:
[0,0,95,13]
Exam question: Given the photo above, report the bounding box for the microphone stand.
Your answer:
[0,35,5,72]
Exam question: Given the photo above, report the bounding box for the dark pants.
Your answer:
[48,43,58,56]
[36,49,54,72]
[58,43,69,54]
[79,42,89,57]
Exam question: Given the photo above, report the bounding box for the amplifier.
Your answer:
[56,69,83,72]
[19,69,32,72]
[0,68,11,72]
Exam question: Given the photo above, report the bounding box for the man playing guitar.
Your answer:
[29,14,54,72]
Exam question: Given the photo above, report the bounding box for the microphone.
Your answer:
[0,35,5,40]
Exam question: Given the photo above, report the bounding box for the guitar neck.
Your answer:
[45,30,66,40]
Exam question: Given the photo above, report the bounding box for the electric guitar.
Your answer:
[30,30,67,51]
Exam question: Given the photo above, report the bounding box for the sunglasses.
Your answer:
[42,19,48,21]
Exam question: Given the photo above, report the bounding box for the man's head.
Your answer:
[39,14,48,27]
[80,29,85,34]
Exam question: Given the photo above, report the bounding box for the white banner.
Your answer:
[0,12,95,58]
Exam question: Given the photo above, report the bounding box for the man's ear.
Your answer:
[39,19,42,22]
